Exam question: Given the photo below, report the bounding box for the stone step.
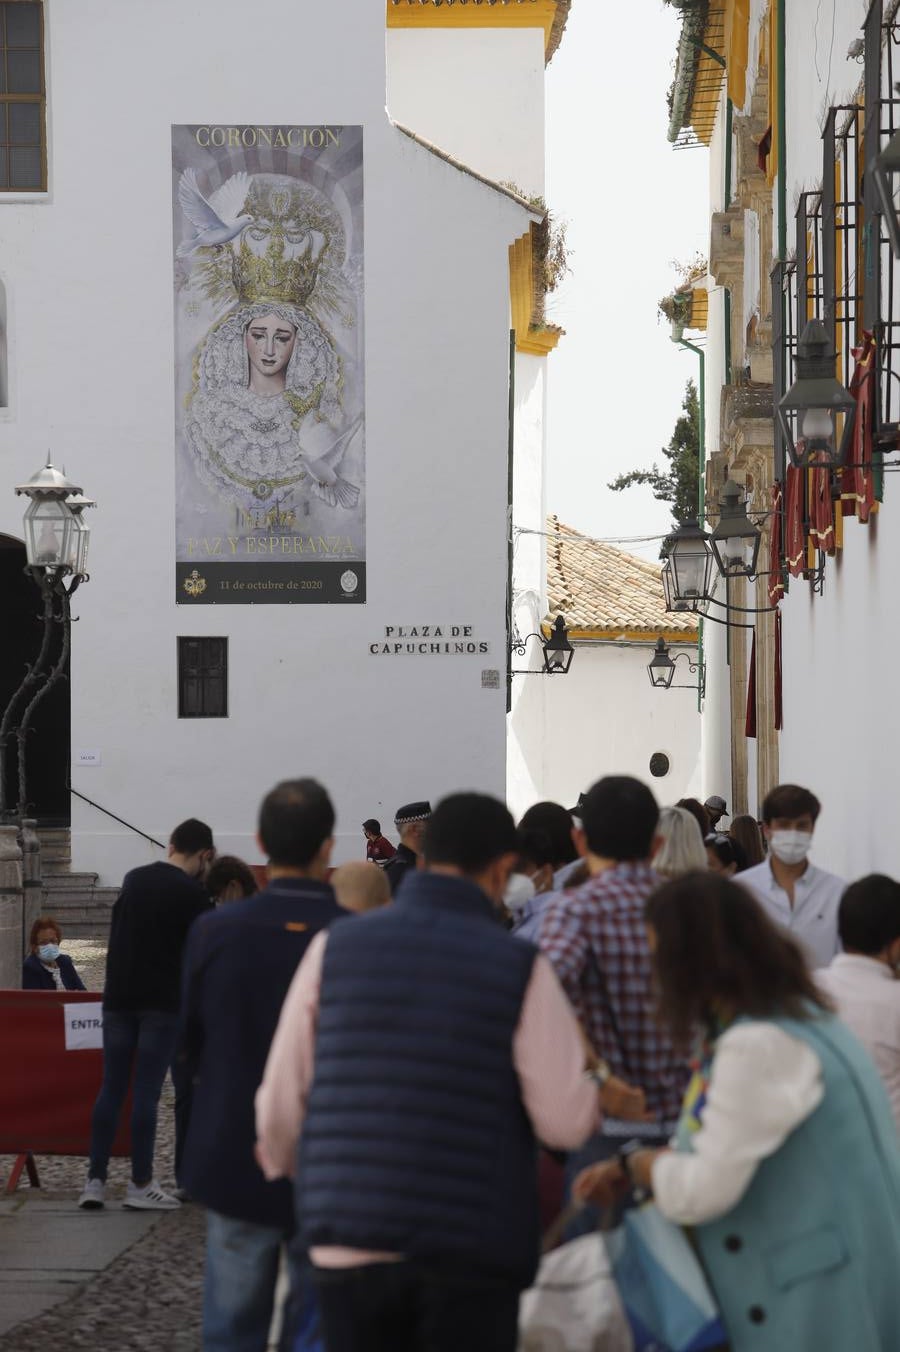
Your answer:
[36,827,71,871]
[43,872,99,890]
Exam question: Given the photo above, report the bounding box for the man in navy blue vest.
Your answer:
[257,792,628,1352]
[178,779,345,1352]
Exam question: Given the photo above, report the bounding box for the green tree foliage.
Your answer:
[608,379,700,529]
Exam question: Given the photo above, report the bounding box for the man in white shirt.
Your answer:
[818,873,900,1131]
[740,783,844,968]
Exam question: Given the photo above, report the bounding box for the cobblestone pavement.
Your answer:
[1,937,207,1349]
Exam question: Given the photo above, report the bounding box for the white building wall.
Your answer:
[507,352,549,815]
[0,0,533,882]
[534,644,702,813]
[698,95,731,806]
[386,29,546,199]
[776,0,893,879]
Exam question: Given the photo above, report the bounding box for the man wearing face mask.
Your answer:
[740,784,845,968]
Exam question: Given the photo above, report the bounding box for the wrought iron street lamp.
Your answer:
[510,614,575,676]
[647,637,706,695]
[666,517,715,607]
[542,614,575,674]
[873,127,900,258]
[710,478,762,579]
[776,319,856,469]
[65,492,96,578]
[0,458,94,822]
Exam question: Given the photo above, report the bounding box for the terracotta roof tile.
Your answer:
[545,515,698,637]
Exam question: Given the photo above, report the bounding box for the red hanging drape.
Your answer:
[784,465,806,576]
[842,330,876,523]
[808,467,835,553]
[768,482,785,607]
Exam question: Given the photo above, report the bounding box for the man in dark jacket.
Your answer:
[78,818,214,1212]
[257,792,636,1352]
[178,779,344,1352]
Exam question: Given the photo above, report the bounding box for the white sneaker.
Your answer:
[78,1177,106,1210]
[123,1180,181,1211]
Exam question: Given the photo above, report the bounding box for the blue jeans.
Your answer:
[204,1211,320,1352]
[88,1009,179,1186]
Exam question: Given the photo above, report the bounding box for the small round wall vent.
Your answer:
[649,752,671,778]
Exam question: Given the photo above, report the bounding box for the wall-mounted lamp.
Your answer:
[776,318,856,469]
[647,637,706,696]
[666,517,716,607]
[510,613,575,676]
[709,478,762,579]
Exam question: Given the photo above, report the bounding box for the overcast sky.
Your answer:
[545,0,710,562]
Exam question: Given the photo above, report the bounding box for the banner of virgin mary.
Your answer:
[172,124,365,604]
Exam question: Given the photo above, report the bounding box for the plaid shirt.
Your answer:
[539,860,689,1127]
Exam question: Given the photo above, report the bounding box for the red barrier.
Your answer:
[0,989,131,1188]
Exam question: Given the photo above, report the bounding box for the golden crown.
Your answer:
[232,230,323,307]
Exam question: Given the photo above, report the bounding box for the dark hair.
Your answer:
[362,818,381,836]
[517,801,578,866]
[704,833,748,873]
[424,792,517,874]
[581,776,659,861]
[206,855,258,901]
[645,871,831,1045]
[675,798,711,838]
[258,779,335,868]
[838,874,900,954]
[30,916,61,948]
[729,814,766,866]
[515,826,557,872]
[761,783,821,826]
[170,818,214,855]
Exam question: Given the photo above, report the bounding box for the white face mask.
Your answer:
[768,830,812,865]
[504,873,536,912]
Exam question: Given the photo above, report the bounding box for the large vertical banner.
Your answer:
[172,125,365,604]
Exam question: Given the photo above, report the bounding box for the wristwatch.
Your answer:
[617,1139,651,1195]
[584,1061,612,1087]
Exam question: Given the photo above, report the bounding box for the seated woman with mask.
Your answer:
[23,917,86,991]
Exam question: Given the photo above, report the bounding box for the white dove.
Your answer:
[176,169,252,256]
[300,418,363,510]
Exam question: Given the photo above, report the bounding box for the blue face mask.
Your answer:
[38,943,60,962]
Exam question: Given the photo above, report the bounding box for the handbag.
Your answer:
[603,1203,727,1352]
[518,1229,633,1352]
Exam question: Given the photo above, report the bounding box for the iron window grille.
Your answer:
[177,637,228,719]
[0,2,46,193]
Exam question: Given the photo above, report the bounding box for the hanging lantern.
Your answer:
[542,614,575,675]
[710,479,762,579]
[647,637,676,689]
[667,517,715,605]
[777,319,856,469]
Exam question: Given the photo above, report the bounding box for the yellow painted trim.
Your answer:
[509,229,564,355]
[542,626,699,643]
[688,286,708,331]
[518,326,563,355]
[387,0,557,51]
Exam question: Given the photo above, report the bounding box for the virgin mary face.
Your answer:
[245,312,298,382]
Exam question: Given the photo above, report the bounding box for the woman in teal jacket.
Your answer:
[576,871,900,1352]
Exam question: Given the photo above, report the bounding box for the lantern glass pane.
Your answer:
[671,544,708,600]
[24,497,75,568]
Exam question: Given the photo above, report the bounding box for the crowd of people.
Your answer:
[32,774,900,1351]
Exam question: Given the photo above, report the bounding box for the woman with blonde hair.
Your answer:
[652,805,708,880]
